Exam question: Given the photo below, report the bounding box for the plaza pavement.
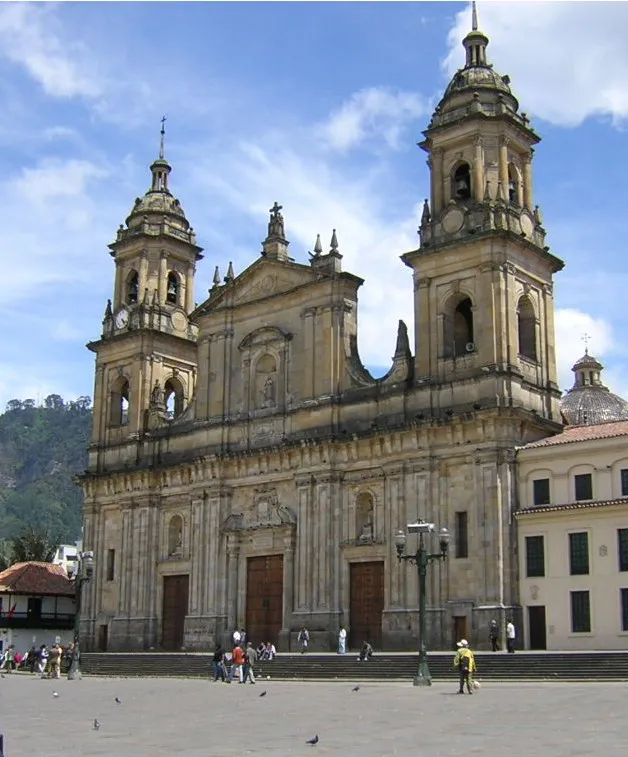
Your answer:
[1,673,625,756]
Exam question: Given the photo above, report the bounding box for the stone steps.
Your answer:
[80,651,628,681]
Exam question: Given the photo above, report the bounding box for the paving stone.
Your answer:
[0,674,624,756]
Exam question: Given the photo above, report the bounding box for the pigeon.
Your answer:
[259,690,267,697]
[306,735,319,746]
[53,692,59,698]
[352,685,360,692]
[93,719,101,731]
[115,697,121,704]
[0,674,4,679]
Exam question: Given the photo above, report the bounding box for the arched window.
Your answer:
[126,270,139,304]
[452,163,471,201]
[255,353,278,409]
[444,297,475,358]
[164,377,185,418]
[356,492,374,541]
[109,377,130,427]
[508,164,519,205]
[166,272,179,305]
[167,514,183,556]
[517,296,537,361]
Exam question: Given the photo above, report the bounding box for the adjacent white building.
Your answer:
[516,352,628,650]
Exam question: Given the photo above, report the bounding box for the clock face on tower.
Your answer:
[115,308,130,330]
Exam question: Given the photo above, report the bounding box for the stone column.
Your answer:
[414,278,432,379]
[499,137,510,197]
[523,152,533,209]
[189,497,206,615]
[185,263,195,312]
[139,251,149,299]
[432,148,444,213]
[294,475,313,611]
[282,533,295,630]
[302,308,316,399]
[226,534,240,635]
[473,136,484,202]
[159,251,168,304]
[114,263,123,310]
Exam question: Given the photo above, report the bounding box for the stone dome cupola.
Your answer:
[560,349,628,426]
[430,2,522,127]
[123,117,191,236]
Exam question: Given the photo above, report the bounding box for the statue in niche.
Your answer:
[262,376,276,408]
[151,380,165,408]
[356,492,375,542]
[168,516,183,556]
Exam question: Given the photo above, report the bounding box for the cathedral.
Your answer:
[79,10,566,652]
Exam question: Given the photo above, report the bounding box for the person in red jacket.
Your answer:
[230,645,245,683]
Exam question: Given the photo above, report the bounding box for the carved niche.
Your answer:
[239,326,292,415]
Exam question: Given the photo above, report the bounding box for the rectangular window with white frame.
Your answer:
[569,532,589,575]
[621,589,628,632]
[574,473,593,502]
[525,535,545,577]
[532,478,550,507]
[618,529,628,572]
[621,469,628,497]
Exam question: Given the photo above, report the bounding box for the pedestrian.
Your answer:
[0,645,15,673]
[358,641,373,662]
[232,629,241,647]
[297,627,309,654]
[49,643,62,679]
[338,627,347,654]
[489,620,499,652]
[453,639,476,694]
[212,644,226,682]
[243,642,257,684]
[230,644,245,683]
[506,619,516,653]
[37,644,49,677]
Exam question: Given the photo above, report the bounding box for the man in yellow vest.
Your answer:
[453,639,476,694]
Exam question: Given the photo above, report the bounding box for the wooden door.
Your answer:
[349,561,384,650]
[453,616,468,649]
[246,555,283,647]
[97,624,108,652]
[528,606,547,650]
[162,574,189,651]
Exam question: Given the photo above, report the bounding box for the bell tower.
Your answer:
[88,120,202,453]
[402,3,564,421]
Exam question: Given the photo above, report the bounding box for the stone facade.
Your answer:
[79,18,565,653]
[517,420,628,650]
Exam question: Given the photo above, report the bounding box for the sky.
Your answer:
[1,0,628,410]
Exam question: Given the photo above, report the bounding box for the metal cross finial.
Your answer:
[471,1,478,31]
[269,201,283,218]
[582,332,591,354]
[159,115,167,159]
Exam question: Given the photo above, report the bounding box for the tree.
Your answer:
[5,399,23,413]
[0,540,11,571]
[44,394,65,410]
[10,525,56,563]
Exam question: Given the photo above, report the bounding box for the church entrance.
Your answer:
[349,561,384,650]
[162,574,189,651]
[246,555,283,647]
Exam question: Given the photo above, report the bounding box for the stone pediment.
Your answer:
[232,265,317,307]
[194,259,320,318]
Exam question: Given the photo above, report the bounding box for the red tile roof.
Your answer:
[0,562,75,596]
[519,419,628,449]
[516,498,628,516]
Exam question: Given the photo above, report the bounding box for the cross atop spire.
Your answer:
[159,115,167,160]
[581,332,591,354]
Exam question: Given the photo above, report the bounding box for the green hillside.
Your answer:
[0,395,91,545]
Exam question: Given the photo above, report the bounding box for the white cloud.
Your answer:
[554,308,614,392]
[0,4,102,99]
[318,87,427,151]
[0,156,117,304]
[444,2,628,127]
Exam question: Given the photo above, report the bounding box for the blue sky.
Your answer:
[1,1,628,409]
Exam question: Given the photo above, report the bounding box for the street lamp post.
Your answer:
[395,522,450,687]
[67,550,94,681]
